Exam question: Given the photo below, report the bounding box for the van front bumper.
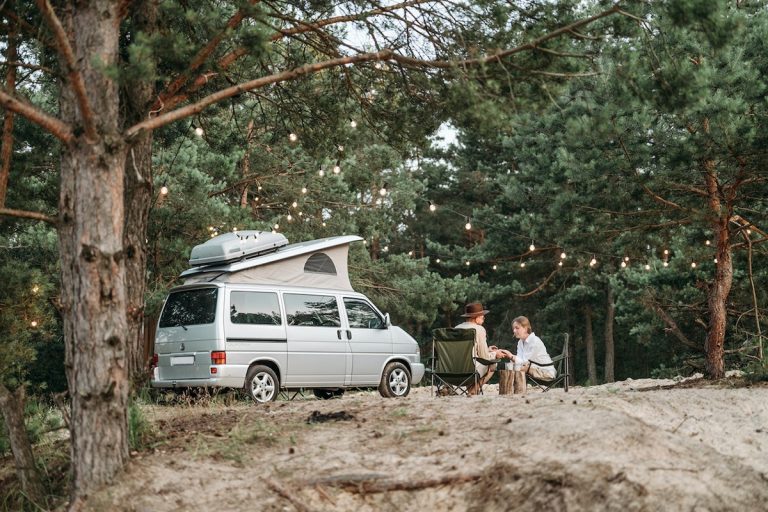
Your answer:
[411,363,425,385]
[150,365,245,389]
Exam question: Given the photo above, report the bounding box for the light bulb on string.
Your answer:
[160,185,169,196]
[301,187,307,194]
[31,321,38,328]
[663,261,669,267]
[338,145,344,152]
[621,261,627,268]
[32,285,39,294]
[520,262,526,268]
[193,125,204,137]
[492,264,497,270]
[286,214,293,222]
[705,240,711,246]
[429,201,437,212]
[350,120,357,128]
[408,251,413,257]
[383,245,389,252]
[318,169,325,177]
[691,262,697,268]
[379,183,388,197]
[624,256,630,262]
[663,249,669,255]
[714,258,718,264]
[465,219,472,230]
[558,261,563,267]
[273,224,279,230]
[560,252,567,259]
[589,257,597,267]
[435,258,441,264]
[465,260,470,266]
[322,221,327,227]
[288,132,298,142]
[333,163,341,174]
[529,242,536,252]
[292,201,298,208]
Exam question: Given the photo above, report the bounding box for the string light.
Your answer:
[435,258,441,263]
[333,164,341,174]
[408,251,413,257]
[273,223,279,230]
[32,285,39,294]
[589,257,597,267]
[379,183,388,196]
[529,242,536,252]
[624,256,630,262]
[193,126,204,137]
[560,252,567,259]
[291,201,298,208]
[319,169,325,177]
[338,145,344,152]
[691,262,697,268]
[350,120,357,128]
[644,264,651,270]
[383,245,389,252]
[520,262,526,268]
[663,261,669,267]
[705,240,711,246]
[429,202,437,212]
[288,132,298,142]
[465,260,470,266]
[663,249,669,255]
[558,261,563,267]
[160,185,169,196]
[301,187,307,194]
[322,222,326,227]
[714,258,718,264]
[31,321,38,328]
[492,264,497,270]
[286,214,293,221]
[465,219,472,230]
[621,261,627,268]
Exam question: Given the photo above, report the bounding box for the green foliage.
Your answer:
[128,399,154,451]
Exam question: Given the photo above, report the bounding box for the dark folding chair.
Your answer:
[526,333,571,392]
[425,328,496,396]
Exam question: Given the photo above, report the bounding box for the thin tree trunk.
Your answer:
[58,2,129,503]
[604,284,616,383]
[240,119,255,207]
[704,157,732,379]
[584,304,597,384]
[0,384,47,508]
[0,24,17,208]
[123,0,158,387]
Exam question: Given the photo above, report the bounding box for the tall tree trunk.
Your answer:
[123,0,158,387]
[0,384,47,509]
[58,2,129,502]
[704,158,732,379]
[604,284,616,383]
[0,24,17,208]
[240,119,255,207]
[584,304,597,384]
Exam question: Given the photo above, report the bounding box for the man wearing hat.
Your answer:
[455,302,501,395]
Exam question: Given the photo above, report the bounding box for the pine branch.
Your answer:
[0,207,58,225]
[35,0,97,141]
[0,86,74,143]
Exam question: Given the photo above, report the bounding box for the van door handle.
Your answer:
[337,329,342,340]
[346,330,352,340]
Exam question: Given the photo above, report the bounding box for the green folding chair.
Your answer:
[526,333,571,392]
[426,328,496,396]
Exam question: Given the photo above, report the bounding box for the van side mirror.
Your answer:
[383,313,391,328]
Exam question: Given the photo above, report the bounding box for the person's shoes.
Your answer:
[437,387,452,396]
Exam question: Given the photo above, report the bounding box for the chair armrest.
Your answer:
[528,359,556,367]
[474,357,500,366]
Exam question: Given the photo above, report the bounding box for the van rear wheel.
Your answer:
[378,362,411,398]
[245,365,279,403]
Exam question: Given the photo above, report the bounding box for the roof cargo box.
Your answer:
[189,231,288,266]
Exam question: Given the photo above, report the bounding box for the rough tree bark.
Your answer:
[584,304,597,384]
[122,0,158,386]
[604,284,616,383]
[0,384,46,508]
[57,1,129,502]
[704,156,732,379]
[0,23,16,208]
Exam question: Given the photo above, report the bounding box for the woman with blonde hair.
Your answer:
[509,316,556,382]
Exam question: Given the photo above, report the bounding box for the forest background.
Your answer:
[1,0,767,509]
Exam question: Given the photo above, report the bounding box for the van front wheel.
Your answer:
[245,365,279,403]
[378,362,411,398]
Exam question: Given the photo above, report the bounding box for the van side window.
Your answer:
[230,291,281,325]
[344,299,384,329]
[159,288,218,327]
[284,293,341,327]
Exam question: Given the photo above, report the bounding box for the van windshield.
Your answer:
[159,288,218,328]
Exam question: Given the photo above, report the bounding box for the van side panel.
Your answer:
[283,292,350,386]
[342,297,393,386]
[224,289,287,385]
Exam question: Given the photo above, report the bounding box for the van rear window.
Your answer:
[159,288,218,327]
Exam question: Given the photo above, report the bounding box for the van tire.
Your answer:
[378,362,411,398]
[245,365,279,403]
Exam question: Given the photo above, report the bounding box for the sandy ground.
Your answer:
[83,375,768,512]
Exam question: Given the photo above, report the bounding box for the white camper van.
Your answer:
[151,232,424,402]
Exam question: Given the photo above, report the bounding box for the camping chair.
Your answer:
[426,328,496,396]
[526,333,571,392]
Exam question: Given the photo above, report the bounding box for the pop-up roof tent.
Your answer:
[180,231,363,291]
